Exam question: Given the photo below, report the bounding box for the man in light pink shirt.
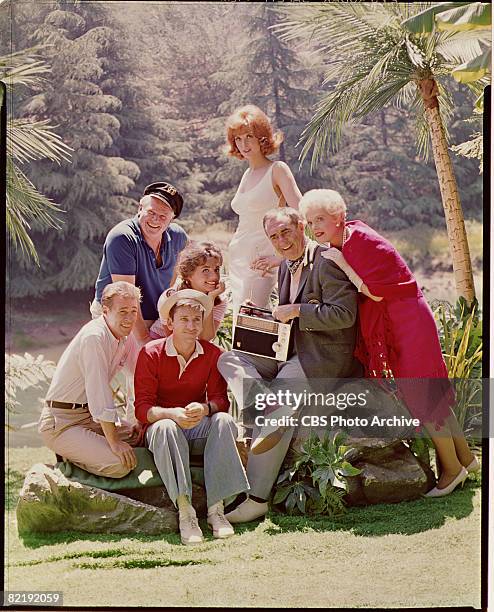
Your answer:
[38,281,143,477]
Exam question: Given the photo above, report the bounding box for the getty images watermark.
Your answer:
[253,388,421,429]
[241,377,485,439]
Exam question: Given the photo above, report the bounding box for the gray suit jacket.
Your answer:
[278,241,361,379]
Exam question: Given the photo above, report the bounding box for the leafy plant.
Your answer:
[273,431,361,517]
[433,297,483,436]
[5,353,56,424]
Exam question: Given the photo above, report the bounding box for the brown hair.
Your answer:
[176,241,224,305]
[225,105,284,160]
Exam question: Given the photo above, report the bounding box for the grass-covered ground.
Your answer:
[5,447,482,608]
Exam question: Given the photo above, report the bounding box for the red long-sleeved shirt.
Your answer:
[134,337,229,428]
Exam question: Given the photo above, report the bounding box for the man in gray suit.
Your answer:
[218,207,360,523]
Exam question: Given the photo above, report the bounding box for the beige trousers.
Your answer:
[38,405,136,478]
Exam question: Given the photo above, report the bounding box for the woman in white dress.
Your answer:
[225,105,302,314]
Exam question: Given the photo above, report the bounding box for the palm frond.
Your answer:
[1,61,50,90]
[6,159,64,264]
[401,3,467,34]
[393,81,417,109]
[8,119,73,164]
[436,2,492,32]
[436,30,487,64]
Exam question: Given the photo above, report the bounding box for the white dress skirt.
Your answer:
[228,163,280,315]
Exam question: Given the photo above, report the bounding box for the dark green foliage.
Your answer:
[268,476,480,537]
[7,3,483,297]
[273,431,361,517]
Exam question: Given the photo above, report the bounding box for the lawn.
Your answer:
[4,447,482,608]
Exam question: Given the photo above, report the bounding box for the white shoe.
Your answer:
[425,467,468,498]
[465,456,480,473]
[179,509,204,545]
[224,498,268,524]
[207,501,234,539]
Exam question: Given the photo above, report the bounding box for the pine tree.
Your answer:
[10,1,139,296]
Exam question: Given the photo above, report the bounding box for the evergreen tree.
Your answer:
[10,1,139,296]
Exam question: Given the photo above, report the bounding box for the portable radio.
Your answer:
[232,305,292,361]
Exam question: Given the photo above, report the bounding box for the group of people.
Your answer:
[38,104,479,546]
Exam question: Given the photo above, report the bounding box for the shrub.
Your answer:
[273,431,361,517]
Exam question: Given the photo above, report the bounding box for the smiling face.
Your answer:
[233,127,262,160]
[103,294,139,339]
[186,256,221,294]
[304,206,345,245]
[167,304,204,341]
[137,196,174,243]
[265,217,306,261]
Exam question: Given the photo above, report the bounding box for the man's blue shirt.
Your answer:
[95,216,188,320]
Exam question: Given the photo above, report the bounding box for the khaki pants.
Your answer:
[38,405,137,478]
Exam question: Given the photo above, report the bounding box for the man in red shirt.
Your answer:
[134,289,249,545]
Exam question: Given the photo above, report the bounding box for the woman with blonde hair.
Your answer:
[150,241,227,342]
[225,104,302,314]
[299,188,479,497]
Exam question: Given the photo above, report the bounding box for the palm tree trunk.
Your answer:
[419,78,476,304]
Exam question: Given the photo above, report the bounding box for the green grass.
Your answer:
[4,447,482,608]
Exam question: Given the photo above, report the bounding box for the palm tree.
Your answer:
[403,2,491,173]
[275,2,487,304]
[1,47,72,264]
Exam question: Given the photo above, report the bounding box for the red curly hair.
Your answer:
[225,104,284,159]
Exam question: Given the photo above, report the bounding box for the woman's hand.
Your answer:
[320,246,344,265]
[208,280,225,300]
[250,255,282,276]
[361,283,383,302]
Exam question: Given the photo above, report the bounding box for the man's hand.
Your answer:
[185,401,208,418]
[108,439,137,470]
[169,407,203,429]
[250,255,282,277]
[272,304,300,323]
[126,422,143,446]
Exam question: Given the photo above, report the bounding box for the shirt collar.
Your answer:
[165,334,204,377]
[100,315,126,348]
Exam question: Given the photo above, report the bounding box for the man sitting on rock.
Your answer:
[38,281,143,478]
[134,289,249,545]
[218,208,361,523]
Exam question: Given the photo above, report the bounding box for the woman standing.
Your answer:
[225,105,302,314]
[299,188,479,497]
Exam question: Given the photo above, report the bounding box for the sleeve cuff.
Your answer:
[92,408,122,425]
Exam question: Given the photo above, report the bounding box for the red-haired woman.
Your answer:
[225,105,302,314]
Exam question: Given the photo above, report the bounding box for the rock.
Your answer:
[120,483,208,518]
[16,464,177,535]
[288,433,435,506]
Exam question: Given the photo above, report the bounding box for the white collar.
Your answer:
[165,335,204,378]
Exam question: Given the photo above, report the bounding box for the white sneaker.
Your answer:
[207,501,235,538]
[224,498,268,524]
[179,508,204,545]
